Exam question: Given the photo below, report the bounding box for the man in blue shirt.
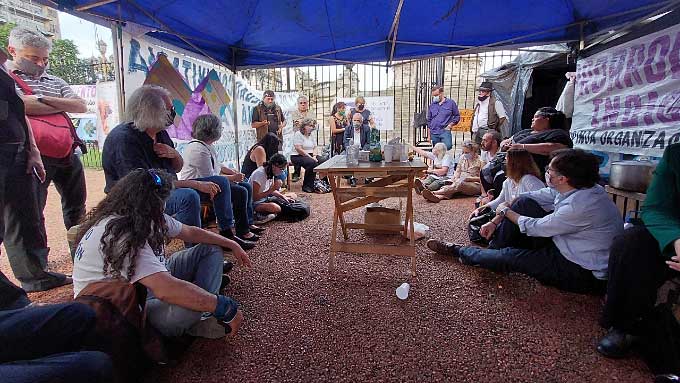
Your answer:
[427,149,623,294]
[426,85,460,150]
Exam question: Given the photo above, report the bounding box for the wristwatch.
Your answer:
[498,206,510,217]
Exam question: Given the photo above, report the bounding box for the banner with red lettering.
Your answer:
[571,23,680,157]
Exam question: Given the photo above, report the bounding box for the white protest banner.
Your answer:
[336,96,394,131]
[121,31,298,167]
[95,81,119,148]
[571,23,680,157]
[70,85,97,115]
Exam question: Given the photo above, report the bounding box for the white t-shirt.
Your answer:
[486,174,545,210]
[480,150,494,164]
[248,166,274,194]
[179,140,219,180]
[472,98,507,132]
[426,153,455,179]
[72,214,183,297]
[292,131,315,154]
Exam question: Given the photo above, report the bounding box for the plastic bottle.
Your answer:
[369,127,382,162]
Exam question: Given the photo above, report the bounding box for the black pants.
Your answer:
[490,196,552,250]
[0,145,63,291]
[0,302,113,383]
[38,154,87,232]
[601,225,675,332]
[481,170,506,197]
[291,155,323,190]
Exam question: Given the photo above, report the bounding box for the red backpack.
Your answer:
[9,72,82,159]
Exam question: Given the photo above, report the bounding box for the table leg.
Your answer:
[406,174,416,276]
[328,175,349,240]
[329,208,339,272]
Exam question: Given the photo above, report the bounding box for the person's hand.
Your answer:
[479,222,497,240]
[227,173,245,183]
[669,240,680,272]
[153,143,179,159]
[469,207,482,219]
[312,156,319,163]
[194,181,221,199]
[26,149,46,183]
[227,310,244,338]
[284,195,295,203]
[232,245,252,268]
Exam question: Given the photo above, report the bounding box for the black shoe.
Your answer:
[597,328,637,358]
[223,261,233,274]
[655,374,680,383]
[239,233,260,242]
[302,186,314,193]
[219,275,231,294]
[220,230,256,250]
[249,225,266,234]
[426,239,461,257]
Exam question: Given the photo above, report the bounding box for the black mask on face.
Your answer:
[166,107,177,126]
[478,95,489,102]
[357,104,364,111]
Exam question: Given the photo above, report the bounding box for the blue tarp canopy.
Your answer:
[45,0,674,69]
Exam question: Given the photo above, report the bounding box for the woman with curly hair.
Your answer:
[72,169,251,339]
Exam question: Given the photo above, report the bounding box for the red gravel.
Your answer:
[1,170,652,382]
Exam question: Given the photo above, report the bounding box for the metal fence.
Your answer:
[239,50,520,157]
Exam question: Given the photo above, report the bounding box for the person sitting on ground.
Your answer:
[179,114,264,241]
[329,102,348,155]
[422,141,484,203]
[426,149,623,294]
[597,143,680,360]
[469,149,544,226]
[479,131,504,205]
[249,154,292,216]
[411,143,453,193]
[500,107,572,173]
[291,118,326,193]
[73,169,250,339]
[102,85,255,250]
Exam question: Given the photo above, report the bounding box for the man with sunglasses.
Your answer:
[427,149,622,294]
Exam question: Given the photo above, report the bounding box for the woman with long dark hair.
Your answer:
[241,133,280,179]
[328,102,348,155]
[249,153,291,215]
[73,169,250,339]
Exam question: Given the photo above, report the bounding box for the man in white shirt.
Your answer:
[427,149,623,294]
[471,82,507,144]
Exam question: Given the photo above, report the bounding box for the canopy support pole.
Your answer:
[76,0,118,11]
[387,0,405,69]
[231,48,241,170]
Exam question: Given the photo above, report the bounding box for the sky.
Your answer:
[58,12,113,59]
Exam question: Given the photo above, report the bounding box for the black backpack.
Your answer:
[270,197,311,222]
[481,152,506,186]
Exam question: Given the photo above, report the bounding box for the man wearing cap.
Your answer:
[251,90,286,145]
[471,81,507,144]
[427,85,460,150]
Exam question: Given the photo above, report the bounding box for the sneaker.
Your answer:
[254,212,276,225]
[414,178,424,194]
[426,239,461,257]
[187,315,228,339]
[302,186,314,193]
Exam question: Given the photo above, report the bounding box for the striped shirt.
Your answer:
[8,64,78,99]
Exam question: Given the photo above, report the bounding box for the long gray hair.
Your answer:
[125,85,171,132]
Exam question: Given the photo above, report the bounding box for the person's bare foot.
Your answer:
[422,189,441,203]
[227,310,244,338]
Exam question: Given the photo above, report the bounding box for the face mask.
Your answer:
[339,111,346,116]
[357,104,364,111]
[15,57,45,76]
[545,172,555,188]
[462,153,472,161]
[353,122,361,128]
[478,95,489,102]
[433,96,440,103]
[166,108,176,126]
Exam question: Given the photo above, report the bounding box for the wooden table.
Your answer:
[315,155,428,275]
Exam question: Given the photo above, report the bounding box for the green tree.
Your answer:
[0,22,17,50]
[49,39,90,84]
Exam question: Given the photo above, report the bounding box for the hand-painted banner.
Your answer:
[121,31,298,168]
[336,96,394,131]
[571,23,680,157]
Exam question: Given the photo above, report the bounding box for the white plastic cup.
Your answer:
[384,145,394,162]
[396,282,410,300]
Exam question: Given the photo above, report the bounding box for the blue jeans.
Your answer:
[0,302,113,383]
[166,176,234,232]
[458,242,606,294]
[234,181,254,226]
[430,130,452,150]
[145,244,224,337]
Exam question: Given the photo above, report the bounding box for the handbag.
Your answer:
[468,207,496,246]
[269,196,311,222]
[9,72,85,160]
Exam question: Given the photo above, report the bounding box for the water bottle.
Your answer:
[369,127,382,162]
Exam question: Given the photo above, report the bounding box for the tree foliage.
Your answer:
[0,22,17,50]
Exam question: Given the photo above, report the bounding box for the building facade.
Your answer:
[0,1,60,38]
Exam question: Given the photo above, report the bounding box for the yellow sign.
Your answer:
[451,109,474,132]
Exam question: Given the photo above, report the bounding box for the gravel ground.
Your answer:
[0,169,653,382]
